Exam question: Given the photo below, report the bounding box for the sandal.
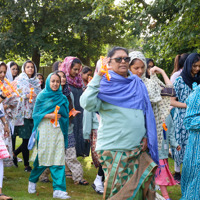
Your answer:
[74,179,89,185]
[0,193,13,200]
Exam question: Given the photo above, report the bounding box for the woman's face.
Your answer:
[82,71,92,82]
[0,65,7,81]
[50,74,60,91]
[191,60,200,77]
[58,72,66,86]
[69,63,81,78]
[37,75,44,86]
[108,50,129,77]
[146,61,154,76]
[24,62,35,78]
[11,64,19,77]
[130,59,145,78]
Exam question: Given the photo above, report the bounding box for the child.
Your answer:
[155,115,181,200]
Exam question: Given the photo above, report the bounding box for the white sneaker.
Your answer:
[53,190,71,199]
[92,175,104,194]
[28,181,36,193]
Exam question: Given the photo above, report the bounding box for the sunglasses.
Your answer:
[110,57,131,63]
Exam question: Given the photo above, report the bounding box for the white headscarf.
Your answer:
[129,51,163,103]
[6,62,14,81]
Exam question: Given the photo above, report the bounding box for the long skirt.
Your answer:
[97,148,157,200]
[155,159,176,186]
[180,132,200,200]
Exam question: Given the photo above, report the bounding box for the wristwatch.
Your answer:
[0,94,6,99]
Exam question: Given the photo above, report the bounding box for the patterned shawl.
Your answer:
[13,61,41,126]
[59,56,83,88]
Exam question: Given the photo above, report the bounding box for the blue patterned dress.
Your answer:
[172,76,192,166]
[181,83,200,200]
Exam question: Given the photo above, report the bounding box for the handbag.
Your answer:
[28,130,37,150]
[161,86,176,97]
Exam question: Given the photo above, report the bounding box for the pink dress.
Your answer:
[0,136,10,159]
[155,159,176,186]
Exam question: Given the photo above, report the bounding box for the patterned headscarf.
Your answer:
[129,51,163,103]
[59,56,83,88]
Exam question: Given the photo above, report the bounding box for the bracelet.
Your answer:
[0,94,6,99]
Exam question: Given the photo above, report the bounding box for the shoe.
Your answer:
[13,156,18,167]
[174,172,181,185]
[92,183,104,195]
[24,166,32,172]
[0,193,12,199]
[53,190,71,199]
[28,181,36,193]
[74,179,89,185]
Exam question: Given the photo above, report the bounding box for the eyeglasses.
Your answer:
[110,57,130,63]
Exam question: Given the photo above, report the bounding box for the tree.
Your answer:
[0,0,127,69]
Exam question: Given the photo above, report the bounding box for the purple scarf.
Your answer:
[98,71,159,164]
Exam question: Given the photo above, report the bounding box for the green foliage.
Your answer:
[0,0,129,69]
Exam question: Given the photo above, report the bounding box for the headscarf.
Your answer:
[32,73,69,148]
[37,73,45,89]
[129,51,163,103]
[98,70,159,164]
[59,56,83,88]
[6,61,14,81]
[180,53,200,89]
[13,61,41,126]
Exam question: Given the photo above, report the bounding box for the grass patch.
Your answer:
[4,137,181,199]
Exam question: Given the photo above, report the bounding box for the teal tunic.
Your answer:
[80,75,146,151]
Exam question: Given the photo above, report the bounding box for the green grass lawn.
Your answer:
[4,137,182,200]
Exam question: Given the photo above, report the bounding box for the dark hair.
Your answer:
[82,66,92,74]
[71,58,82,69]
[24,60,35,78]
[51,71,61,83]
[172,53,189,75]
[0,62,7,69]
[52,61,62,72]
[193,54,200,64]
[37,73,45,89]
[107,46,129,58]
[129,58,141,66]
[145,58,155,78]
[55,71,73,112]
[10,61,20,77]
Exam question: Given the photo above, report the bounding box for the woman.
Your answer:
[170,53,189,83]
[28,72,70,199]
[129,51,174,150]
[52,61,62,72]
[145,58,155,78]
[181,82,200,200]
[6,61,19,81]
[59,57,85,157]
[57,70,88,185]
[13,60,41,171]
[37,73,45,89]
[80,47,158,200]
[81,66,92,90]
[170,53,200,184]
[0,104,12,200]
[0,62,19,167]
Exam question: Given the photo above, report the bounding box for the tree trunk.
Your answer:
[32,48,40,72]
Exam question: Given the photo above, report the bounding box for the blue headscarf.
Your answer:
[32,73,69,148]
[98,71,159,164]
[180,53,200,89]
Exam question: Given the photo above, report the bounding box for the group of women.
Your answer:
[0,46,199,200]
